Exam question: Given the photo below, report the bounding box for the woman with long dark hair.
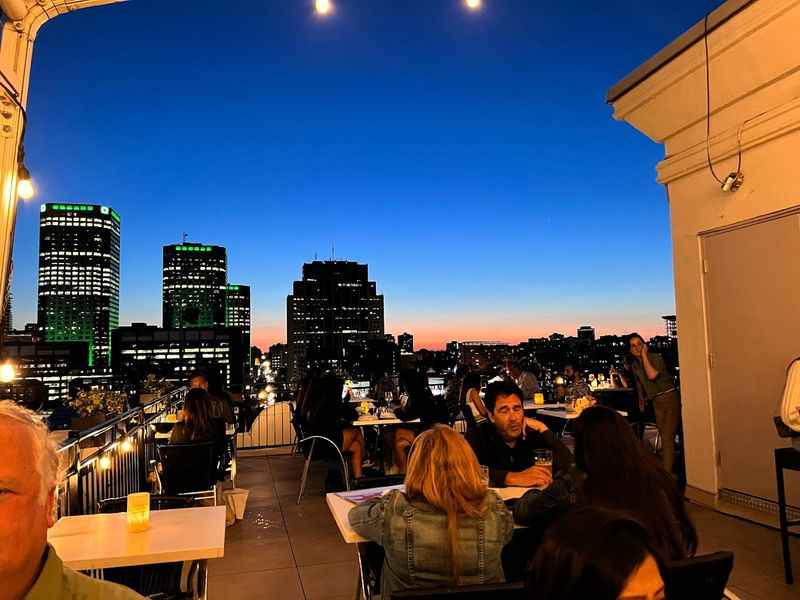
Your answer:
[573,406,696,560]
[170,388,224,443]
[514,405,696,562]
[528,506,667,600]
[393,369,448,472]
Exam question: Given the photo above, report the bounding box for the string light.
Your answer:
[315,0,332,16]
[465,0,482,11]
[99,455,112,470]
[120,438,133,453]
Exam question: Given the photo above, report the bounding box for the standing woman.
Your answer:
[617,334,682,475]
[348,425,513,595]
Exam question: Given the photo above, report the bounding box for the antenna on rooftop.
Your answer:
[182,232,188,243]
[331,241,335,261]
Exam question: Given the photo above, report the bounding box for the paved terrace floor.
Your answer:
[209,455,800,600]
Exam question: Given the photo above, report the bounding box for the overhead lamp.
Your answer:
[0,360,16,383]
[16,145,33,200]
[465,0,482,10]
[315,0,332,16]
[17,164,33,200]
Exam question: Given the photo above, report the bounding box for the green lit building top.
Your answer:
[162,243,227,329]
[37,203,121,370]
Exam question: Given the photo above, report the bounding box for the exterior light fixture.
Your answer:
[16,145,33,200]
[120,438,133,453]
[0,360,16,383]
[99,455,112,470]
[17,164,33,200]
[315,0,332,16]
[465,0,482,11]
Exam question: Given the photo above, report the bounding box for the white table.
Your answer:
[326,486,530,544]
[48,506,226,570]
[537,408,628,420]
[352,415,420,427]
[523,401,566,411]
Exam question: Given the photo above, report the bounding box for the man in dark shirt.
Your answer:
[467,380,573,488]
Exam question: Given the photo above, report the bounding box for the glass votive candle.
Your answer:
[534,392,545,405]
[127,492,150,533]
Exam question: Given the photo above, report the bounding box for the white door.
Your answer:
[702,211,800,503]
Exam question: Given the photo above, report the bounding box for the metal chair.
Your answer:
[157,441,219,504]
[296,435,351,504]
[664,551,734,600]
[390,581,526,600]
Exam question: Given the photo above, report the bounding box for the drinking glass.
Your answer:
[534,449,553,468]
[479,465,490,486]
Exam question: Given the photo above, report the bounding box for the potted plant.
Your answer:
[70,389,127,431]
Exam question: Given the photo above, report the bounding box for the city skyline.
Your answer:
[8,1,722,350]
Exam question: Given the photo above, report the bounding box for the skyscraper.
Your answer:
[37,203,120,370]
[225,284,251,381]
[162,243,226,329]
[398,332,414,355]
[287,260,384,383]
[662,315,677,340]
[577,325,596,342]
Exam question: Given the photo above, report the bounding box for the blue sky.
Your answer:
[11,0,723,349]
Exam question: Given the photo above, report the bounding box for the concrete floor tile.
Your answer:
[299,561,360,600]
[208,566,304,600]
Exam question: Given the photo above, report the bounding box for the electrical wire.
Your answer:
[704,14,742,185]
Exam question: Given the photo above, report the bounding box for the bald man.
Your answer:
[0,401,144,600]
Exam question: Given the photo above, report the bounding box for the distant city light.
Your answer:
[465,0,482,11]
[315,0,332,16]
[0,361,15,383]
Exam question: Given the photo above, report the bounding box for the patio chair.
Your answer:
[664,551,734,600]
[296,435,352,504]
[157,441,219,504]
[390,581,526,600]
[98,495,196,599]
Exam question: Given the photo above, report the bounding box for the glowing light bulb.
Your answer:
[17,177,34,200]
[99,455,112,470]
[0,361,16,383]
[465,0,482,10]
[121,438,133,453]
[315,0,332,15]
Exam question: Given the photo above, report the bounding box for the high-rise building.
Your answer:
[162,243,227,329]
[287,260,384,383]
[225,284,251,379]
[662,315,677,340]
[398,332,414,355]
[37,203,120,370]
[112,323,245,390]
[577,325,596,342]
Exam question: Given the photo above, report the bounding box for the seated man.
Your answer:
[0,400,144,599]
[467,380,573,488]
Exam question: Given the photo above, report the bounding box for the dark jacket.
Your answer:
[169,418,226,446]
[466,421,573,488]
[395,389,449,430]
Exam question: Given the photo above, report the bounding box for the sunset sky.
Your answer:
[10,1,723,350]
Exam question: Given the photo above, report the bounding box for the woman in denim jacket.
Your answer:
[348,425,513,596]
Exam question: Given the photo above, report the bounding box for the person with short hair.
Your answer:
[506,360,540,403]
[348,425,513,595]
[563,363,591,399]
[0,401,145,600]
[528,506,667,600]
[466,380,572,488]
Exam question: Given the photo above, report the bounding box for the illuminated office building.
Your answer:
[37,203,121,370]
[162,243,227,328]
[225,284,251,382]
[397,332,414,355]
[287,260,384,383]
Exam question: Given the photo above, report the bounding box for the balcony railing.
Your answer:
[54,388,185,517]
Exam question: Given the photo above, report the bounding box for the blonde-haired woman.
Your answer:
[348,425,513,595]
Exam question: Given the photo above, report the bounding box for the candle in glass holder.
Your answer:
[534,392,545,405]
[127,492,150,533]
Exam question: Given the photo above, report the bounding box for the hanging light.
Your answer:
[99,454,112,470]
[0,360,16,383]
[465,0,482,11]
[120,438,133,453]
[315,0,332,16]
[16,145,34,200]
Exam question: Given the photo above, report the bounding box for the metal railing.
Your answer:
[235,400,297,451]
[55,388,186,517]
